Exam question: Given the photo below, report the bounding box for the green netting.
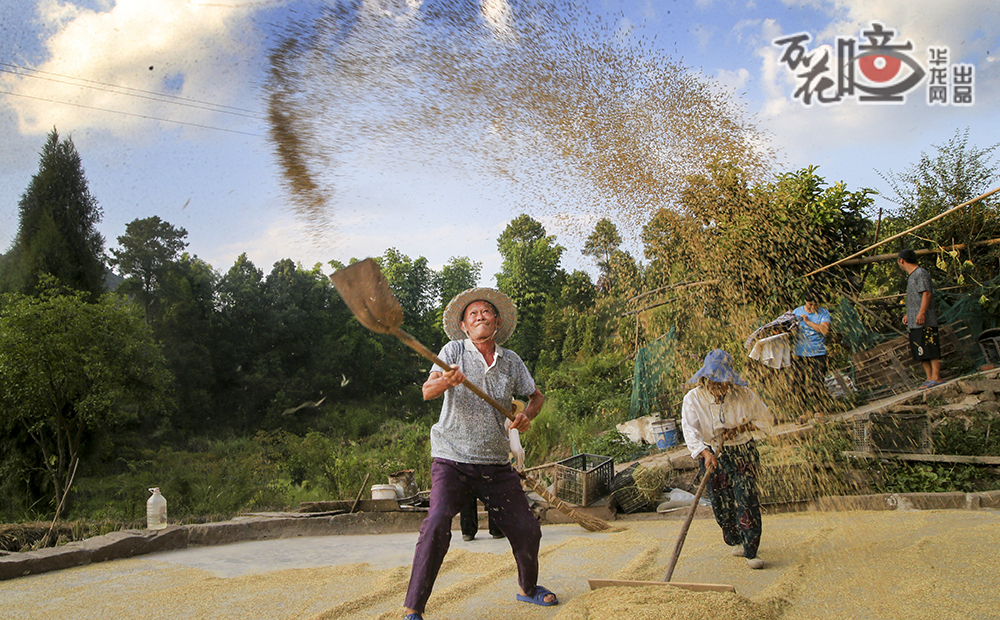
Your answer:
[628,327,677,420]
[836,298,881,354]
[938,274,1000,336]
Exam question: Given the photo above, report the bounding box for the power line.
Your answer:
[0,67,262,120]
[0,65,487,174]
[0,90,264,137]
[0,62,264,118]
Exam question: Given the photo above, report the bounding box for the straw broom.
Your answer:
[519,467,617,532]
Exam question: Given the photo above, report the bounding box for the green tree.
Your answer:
[641,207,703,288]
[438,256,482,307]
[0,281,171,522]
[495,214,566,367]
[377,248,440,348]
[536,269,600,375]
[666,163,872,315]
[109,216,189,320]
[881,127,1000,289]
[1,129,106,298]
[258,259,352,430]
[435,256,482,342]
[155,253,219,434]
[583,218,623,290]
[212,254,271,431]
[559,269,597,312]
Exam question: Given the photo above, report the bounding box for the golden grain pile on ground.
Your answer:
[3,511,999,620]
[553,586,777,620]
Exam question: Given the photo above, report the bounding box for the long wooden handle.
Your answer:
[663,439,723,582]
[393,327,516,422]
[350,473,370,514]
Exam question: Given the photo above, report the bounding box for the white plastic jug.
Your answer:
[146,487,168,530]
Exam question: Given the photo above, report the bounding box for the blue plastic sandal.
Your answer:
[516,585,558,606]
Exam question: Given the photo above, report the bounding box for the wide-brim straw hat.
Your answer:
[442,287,517,345]
[687,349,748,386]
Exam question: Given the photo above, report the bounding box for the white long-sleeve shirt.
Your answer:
[681,384,773,459]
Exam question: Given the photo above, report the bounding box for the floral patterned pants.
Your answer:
[700,440,763,559]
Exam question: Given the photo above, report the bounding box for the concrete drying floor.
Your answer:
[2,509,999,620]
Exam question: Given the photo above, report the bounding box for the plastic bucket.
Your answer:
[371,484,398,501]
[651,419,677,449]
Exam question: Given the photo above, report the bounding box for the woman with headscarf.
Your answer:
[681,349,774,569]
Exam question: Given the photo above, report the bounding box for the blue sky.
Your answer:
[2,0,998,285]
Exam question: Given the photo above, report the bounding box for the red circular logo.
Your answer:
[858,54,902,83]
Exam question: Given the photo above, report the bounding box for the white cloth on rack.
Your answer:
[744,310,797,351]
[749,332,792,369]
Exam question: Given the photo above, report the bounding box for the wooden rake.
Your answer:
[588,439,735,593]
[329,258,613,532]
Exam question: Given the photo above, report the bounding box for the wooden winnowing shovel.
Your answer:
[329,258,613,533]
[588,439,735,593]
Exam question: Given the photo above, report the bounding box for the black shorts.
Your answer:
[909,326,941,361]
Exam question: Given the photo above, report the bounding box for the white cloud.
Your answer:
[733,18,763,45]
[691,23,715,51]
[616,17,636,43]
[481,0,517,43]
[779,0,1000,65]
[716,67,751,93]
[2,0,266,139]
[212,207,512,286]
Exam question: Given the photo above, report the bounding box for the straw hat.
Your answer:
[442,287,517,344]
[687,349,748,386]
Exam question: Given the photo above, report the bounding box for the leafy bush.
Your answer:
[868,461,991,494]
[541,355,630,420]
[579,430,654,464]
[933,412,1000,456]
[66,422,435,523]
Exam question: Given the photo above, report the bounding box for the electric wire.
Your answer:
[0,90,264,137]
[0,64,479,170]
[0,62,264,118]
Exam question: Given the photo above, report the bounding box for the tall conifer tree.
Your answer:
[2,129,106,297]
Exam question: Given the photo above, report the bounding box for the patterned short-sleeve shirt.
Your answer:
[429,339,536,464]
[906,267,938,328]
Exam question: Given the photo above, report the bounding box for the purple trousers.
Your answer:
[404,458,541,613]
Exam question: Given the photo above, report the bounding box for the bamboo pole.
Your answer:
[839,237,1000,267]
[800,185,1000,279]
[859,284,970,303]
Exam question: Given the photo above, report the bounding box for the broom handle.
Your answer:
[393,328,516,422]
[663,438,724,582]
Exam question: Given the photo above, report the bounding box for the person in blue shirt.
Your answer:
[792,290,831,418]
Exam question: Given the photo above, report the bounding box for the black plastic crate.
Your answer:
[554,453,613,507]
[853,412,932,454]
